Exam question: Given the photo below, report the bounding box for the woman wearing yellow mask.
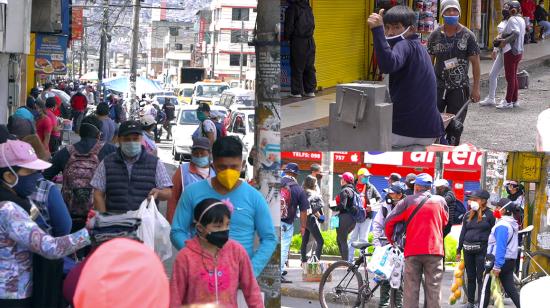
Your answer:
[170,136,278,278]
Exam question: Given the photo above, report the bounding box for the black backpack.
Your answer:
[453,199,467,224]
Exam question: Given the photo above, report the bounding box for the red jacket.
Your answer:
[70,93,88,112]
[385,191,449,257]
[53,96,62,117]
[522,0,536,20]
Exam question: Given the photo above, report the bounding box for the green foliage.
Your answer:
[445,235,458,262]
[290,229,375,256]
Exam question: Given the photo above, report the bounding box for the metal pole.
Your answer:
[98,0,108,94]
[129,0,140,120]
[83,20,88,74]
[435,152,445,181]
[480,151,488,190]
[321,152,333,231]
[239,20,244,87]
[211,30,216,79]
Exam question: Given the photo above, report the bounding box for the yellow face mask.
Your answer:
[216,169,241,190]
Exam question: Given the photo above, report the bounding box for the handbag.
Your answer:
[302,246,331,282]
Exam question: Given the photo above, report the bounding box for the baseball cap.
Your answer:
[405,173,417,183]
[385,172,402,182]
[311,163,322,172]
[412,173,433,186]
[467,190,490,200]
[357,168,371,176]
[8,117,35,138]
[495,198,519,212]
[140,115,156,127]
[192,137,211,150]
[434,179,450,187]
[13,108,35,122]
[0,140,52,170]
[384,183,404,194]
[118,120,143,137]
[197,103,210,112]
[339,172,355,184]
[284,162,299,174]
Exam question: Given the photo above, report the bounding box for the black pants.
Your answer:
[464,249,486,304]
[32,254,65,308]
[290,37,317,95]
[437,86,470,145]
[0,298,32,308]
[481,259,520,308]
[336,212,356,261]
[49,135,61,154]
[300,215,324,262]
[72,110,84,133]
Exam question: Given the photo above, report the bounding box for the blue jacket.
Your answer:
[487,216,519,269]
[170,179,277,277]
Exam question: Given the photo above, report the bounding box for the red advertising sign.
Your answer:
[403,152,482,171]
[198,18,206,49]
[281,152,322,161]
[333,152,362,163]
[72,8,83,40]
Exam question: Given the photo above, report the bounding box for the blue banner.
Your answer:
[61,0,71,35]
[35,34,68,75]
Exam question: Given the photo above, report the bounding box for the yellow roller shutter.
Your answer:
[311,0,367,89]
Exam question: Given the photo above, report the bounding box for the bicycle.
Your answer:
[319,239,402,308]
[514,225,550,288]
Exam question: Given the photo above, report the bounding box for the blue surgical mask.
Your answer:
[443,15,460,25]
[361,176,370,184]
[385,26,410,47]
[13,172,42,198]
[191,155,210,168]
[120,141,142,158]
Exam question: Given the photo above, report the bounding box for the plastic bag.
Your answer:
[152,200,172,261]
[367,244,396,280]
[302,255,330,282]
[330,215,340,229]
[132,199,172,261]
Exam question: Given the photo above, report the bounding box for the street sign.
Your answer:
[333,151,361,163]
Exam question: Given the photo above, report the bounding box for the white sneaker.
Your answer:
[512,101,520,107]
[304,92,316,97]
[290,94,302,98]
[496,100,513,109]
[479,97,496,106]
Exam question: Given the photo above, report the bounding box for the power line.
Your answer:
[70,4,191,10]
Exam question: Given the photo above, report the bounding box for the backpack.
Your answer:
[281,182,293,220]
[62,142,103,221]
[308,195,324,215]
[346,187,366,223]
[108,104,118,121]
[453,199,467,224]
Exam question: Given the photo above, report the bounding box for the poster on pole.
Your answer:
[72,8,84,40]
[35,34,68,75]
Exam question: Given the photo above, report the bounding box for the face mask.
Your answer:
[120,141,142,158]
[443,15,460,25]
[216,169,241,190]
[205,229,230,248]
[197,111,207,122]
[385,197,394,205]
[13,172,42,198]
[502,9,510,19]
[361,176,370,184]
[470,201,480,211]
[494,209,503,219]
[385,26,410,47]
[191,155,210,168]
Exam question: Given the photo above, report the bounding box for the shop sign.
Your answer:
[35,34,68,75]
[364,152,482,171]
[281,152,322,161]
[72,8,84,40]
[333,152,361,163]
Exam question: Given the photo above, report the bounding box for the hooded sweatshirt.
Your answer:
[487,216,519,270]
[170,237,263,308]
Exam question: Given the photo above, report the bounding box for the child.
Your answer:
[170,198,263,308]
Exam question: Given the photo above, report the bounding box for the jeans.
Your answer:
[336,212,356,260]
[403,255,444,308]
[300,215,324,262]
[503,51,523,103]
[281,221,295,272]
[464,249,486,304]
[487,51,504,100]
[540,20,550,37]
[347,218,372,262]
[481,259,520,308]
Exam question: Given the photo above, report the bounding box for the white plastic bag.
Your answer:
[367,244,394,280]
[133,198,172,261]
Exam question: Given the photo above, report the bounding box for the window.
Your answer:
[232,8,249,21]
[230,30,248,43]
[230,54,247,66]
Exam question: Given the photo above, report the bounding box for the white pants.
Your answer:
[487,51,505,100]
[347,218,372,262]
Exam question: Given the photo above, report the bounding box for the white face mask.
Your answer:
[470,201,480,211]
[385,26,411,47]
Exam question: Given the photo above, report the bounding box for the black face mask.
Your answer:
[502,9,511,19]
[205,229,230,248]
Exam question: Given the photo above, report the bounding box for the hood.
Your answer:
[73,238,169,308]
[500,215,519,232]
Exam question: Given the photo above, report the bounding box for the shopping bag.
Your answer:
[388,247,404,289]
[330,215,340,229]
[152,199,172,261]
[366,244,394,280]
[302,255,331,282]
[133,198,155,249]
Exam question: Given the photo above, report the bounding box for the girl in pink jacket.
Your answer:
[169,198,263,307]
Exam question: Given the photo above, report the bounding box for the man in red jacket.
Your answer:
[385,173,449,308]
[522,0,538,43]
[70,91,88,133]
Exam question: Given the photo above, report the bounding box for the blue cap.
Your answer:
[412,173,433,186]
[384,183,404,194]
[13,107,35,122]
[284,162,300,174]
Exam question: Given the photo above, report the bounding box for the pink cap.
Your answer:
[339,172,355,183]
[0,140,52,170]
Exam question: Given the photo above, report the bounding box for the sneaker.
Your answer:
[479,97,496,106]
[282,270,288,276]
[304,92,316,97]
[290,94,302,98]
[496,100,513,109]
[512,101,520,107]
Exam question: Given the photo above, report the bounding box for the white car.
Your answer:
[152,95,179,107]
[191,81,230,105]
[172,105,228,161]
[219,88,255,112]
[226,107,255,179]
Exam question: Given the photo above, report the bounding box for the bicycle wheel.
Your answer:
[319,260,364,308]
[520,251,550,288]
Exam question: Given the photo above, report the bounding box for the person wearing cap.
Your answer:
[95,102,117,143]
[404,173,416,196]
[333,172,359,261]
[367,6,445,149]
[70,89,88,133]
[140,114,158,156]
[434,178,457,237]
[348,168,381,262]
[385,172,402,187]
[90,120,173,213]
[26,87,41,118]
[279,162,310,283]
[166,137,216,224]
[480,198,520,308]
[384,173,448,307]
[456,190,495,308]
[505,180,525,210]
[427,0,481,145]
[171,136,277,279]
[372,183,405,307]
[0,140,91,306]
[193,103,217,146]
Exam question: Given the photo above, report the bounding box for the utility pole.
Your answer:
[434,152,445,181]
[210,30,216,79]
[129,0,140,120]
[239,20,244,87]
[320,152,334,231]
[98,0,108,94]
[253,0,280,306]
[83,21,88,74]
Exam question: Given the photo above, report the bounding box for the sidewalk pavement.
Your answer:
[281,38,550,134]
[281,257,515,307]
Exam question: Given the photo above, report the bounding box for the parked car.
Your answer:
[172,105,228,161]
[226,108,255,179]
[219,88,255,111]
[191,80,230,105]
[175,83,194,104]
[152,95,179,106]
